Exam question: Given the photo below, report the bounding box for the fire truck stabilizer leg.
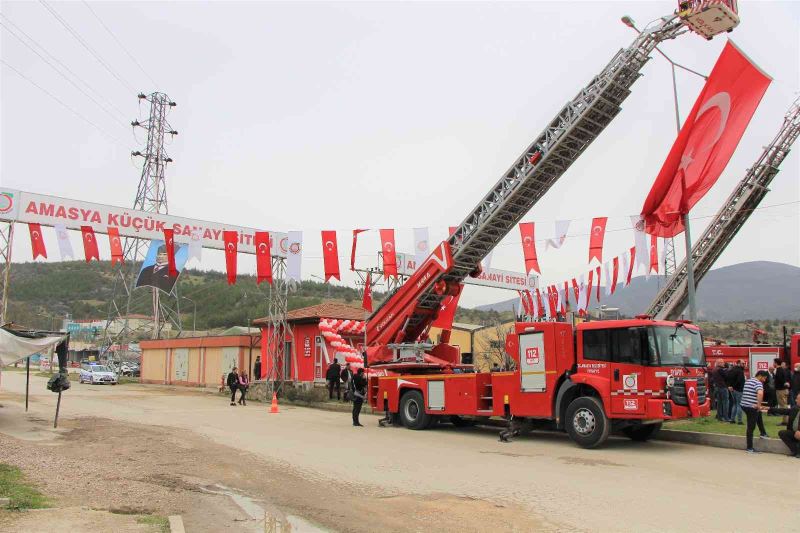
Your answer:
[378,410,394,427]
[499,415,521,443]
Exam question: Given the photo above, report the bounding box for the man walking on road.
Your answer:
[227,367,239,406]
[711,359,729,422]
[326,358,342,401]
[727,360,745,425]
[741,370,770,453]
[768,391,800,458]
[774,360,791,425]
[351,367,367,427]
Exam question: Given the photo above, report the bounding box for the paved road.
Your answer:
[2,371,796,532]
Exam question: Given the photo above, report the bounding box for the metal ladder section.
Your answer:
[648,97,800,320]
[370,16,687,337]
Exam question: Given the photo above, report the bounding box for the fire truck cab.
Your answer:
[370,319,710,448]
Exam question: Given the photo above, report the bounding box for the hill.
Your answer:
[5,261,379,332]
[475,261,800,321]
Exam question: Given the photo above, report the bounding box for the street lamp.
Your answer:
[180,296,196,334]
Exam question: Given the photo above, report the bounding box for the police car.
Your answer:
[79,364,118,385]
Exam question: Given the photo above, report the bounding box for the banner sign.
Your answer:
[0,189,287,257]
[394,252,537,291]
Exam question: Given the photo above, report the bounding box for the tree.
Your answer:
[475,320,516,372]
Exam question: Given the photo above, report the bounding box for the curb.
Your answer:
[655,429,790,455]
[168,515,185,533]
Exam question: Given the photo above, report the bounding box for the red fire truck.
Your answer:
[370,317,709,448]
[704,331,800,376]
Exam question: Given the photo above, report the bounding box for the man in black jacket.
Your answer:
[326,359,342,400]
[226,367,239,406]
[340,363,353,402]
[727,360,746,425]
[768,391,800,458]
[774,360,791,425]
[711,360,729,421]
[351,368,367,427]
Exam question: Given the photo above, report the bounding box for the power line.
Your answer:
[0,12,129,121]
[38,0,137,94]
[80,0,159,90]
[0,18,131,130]
[1,58,124,146]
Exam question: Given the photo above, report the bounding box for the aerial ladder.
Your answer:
[646,96,800,320]
[365,12,708,367]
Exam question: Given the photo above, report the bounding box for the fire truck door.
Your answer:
[749,350,777,375]
[519,332,546,392]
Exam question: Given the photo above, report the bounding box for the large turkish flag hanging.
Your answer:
[641,42,771,237]
[380,229,397,279]
[321,230,340,282]
[431,292,461,329]
[518,222,541,275]
[223,230,238,285]
[255,231,272,285]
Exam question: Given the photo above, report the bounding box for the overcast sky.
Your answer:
[2,1,798,309]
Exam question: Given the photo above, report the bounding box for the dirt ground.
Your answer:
[0,371,797,532]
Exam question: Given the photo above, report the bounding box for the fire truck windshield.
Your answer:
[649,326,705,367]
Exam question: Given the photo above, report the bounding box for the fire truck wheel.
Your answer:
[622,422,662,442]
[565,396,609,449]
[399,390,431,430]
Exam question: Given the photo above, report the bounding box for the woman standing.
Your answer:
[237,371,249,406]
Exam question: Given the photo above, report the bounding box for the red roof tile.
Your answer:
[253,302,366,325]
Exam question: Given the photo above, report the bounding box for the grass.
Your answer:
[136,515,170,532]
[0,464,49,510]
[665,409,786,438]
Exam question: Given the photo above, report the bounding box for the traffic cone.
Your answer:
[269,392,279,414]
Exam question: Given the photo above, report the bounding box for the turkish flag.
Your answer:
[432,292,461,329]
[255,231,272,285]
[595,266,601,302]
[642,42,771,237]
[571,278,580,307]
[350,229,367,271]
[518,222,541,275]
[321,230,340,282]
[588,217,607,264]
[223,231,238,285]
[586,269,594,310]
[379,229,397,279]
[362,272,373,312]
[80,226,99,262]
[547,286,558,318]
[625,246,636,286]
[517,290,531,316]
[684,378,700,417]
[163,229,178,277]
[649,234,659,274]
[28,223,47,259]
[611,256,619,294]
[107,227,123,265]
[526,290,536,318]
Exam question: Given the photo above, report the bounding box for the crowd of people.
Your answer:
[709,358,800,456]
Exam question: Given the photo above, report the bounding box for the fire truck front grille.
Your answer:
[670,377,706,406]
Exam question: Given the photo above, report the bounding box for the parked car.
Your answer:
[120,362,140,377]
[79,364,118,385]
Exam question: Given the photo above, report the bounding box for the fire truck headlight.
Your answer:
[666,375,675,388]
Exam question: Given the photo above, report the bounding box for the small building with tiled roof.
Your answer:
[252,302,368,384]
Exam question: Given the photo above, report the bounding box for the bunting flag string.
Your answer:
[625,246,636,286]
[611,256,619,295]
[350,229,367,271]
[649,234,659,275]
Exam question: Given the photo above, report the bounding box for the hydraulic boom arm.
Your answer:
[647,97,800,320]
[366,15,689,362]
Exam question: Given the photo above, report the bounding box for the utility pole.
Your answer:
[103,93,180,352]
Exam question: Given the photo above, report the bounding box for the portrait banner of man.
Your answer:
[136,239,189,294]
